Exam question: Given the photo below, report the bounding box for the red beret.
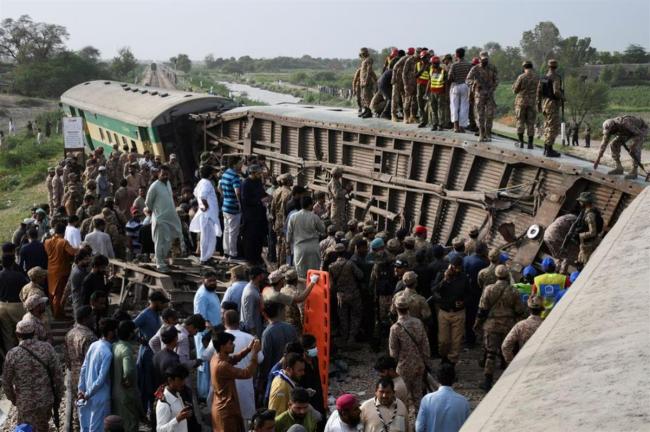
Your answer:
[407,47,415,55]
[415,225,427,235]
[336,393,358,411]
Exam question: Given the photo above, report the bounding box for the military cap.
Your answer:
[284,268,298,281]
[230,264,248,280]
[278,264,291,274]
[268,270,285,284]
[363,225,376,235]
[494,265,509,279]
[488,248,501,262]
[326,225,337,235]
[403,236,416,247]
[527,295,544,310]
[443,54,453,61]
[479,51,489,59]
[347,219,359,228]
[394,296,410,309]
[386,238,401,253]
[16,320,35,335]
[27,266,48,283]
[547,59,558,67]
[469,226,480,237]
[25,295,48,311]
[359,47,369,56]
[394,259,409,269]
[522,60,533,68]
[334,243,346,253]
[331,166,343,176]
[47,167,55,173]
[403,270,418,285]
[452,236,465,248]
[577,191,595,204]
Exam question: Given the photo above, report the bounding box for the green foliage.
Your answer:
[0,15,69,63]
[173,54,192,73]
[520,21,561,69]
[564,76,609,125]
[0,131,62,191]
[622,44,650,63]
[494,82,515,116]
[599,66,613,83]
[111,47,137,81]
[10,50,111,97]
[607,86,650,110]
[556,36,596,71]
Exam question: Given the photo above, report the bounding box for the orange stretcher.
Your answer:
[303,269,331,406]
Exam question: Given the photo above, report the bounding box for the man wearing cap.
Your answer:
[425,55,446,131]
[114,178,135,218]
[328,167,350,232]
[3,319,64,432]
[52,166,65,215]
[391,270,431,321]
[390,50,407,123]
[325,394,361,432]
[477,248,501,291]
[537,59,563,158]
[96,166,112,202]
[474,265,526,391]
[329,243,364,346]
[532,257,570,318]
[512,61,540,149]
[446,236,466,264]
[64,306,98,432]
[594,115,648,179]
[272,173,294,265]
[466,51,499,142]
[190,165,222,264]
[396,237,417,269]
[63,173,85,217]
[145,165,183,272]
[287,196,326,279]
[501,295,544,364]
[402,48,418,124]
[168,153,184,192]
[358,47,377,119]
[576,191,602,265]
[21,294,50,343]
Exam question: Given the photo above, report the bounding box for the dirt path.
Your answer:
[0,94,58,132]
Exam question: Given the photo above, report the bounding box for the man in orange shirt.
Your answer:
[44,223,78,318]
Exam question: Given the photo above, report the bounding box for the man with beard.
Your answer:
[241,165,269,265]
[145,165,183,272]
[325,394,362,432]
[194,270,222,400]
[189,165,222,264]
[274,387,318,432]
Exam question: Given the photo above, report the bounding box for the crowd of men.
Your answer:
[0,134,606,432]
[353,46,649,166]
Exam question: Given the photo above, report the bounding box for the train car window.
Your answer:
[107,131,112,143]
[99,128,105,141]
[130,139,136,148]
[114,133,119,144]
[122,136,127,145]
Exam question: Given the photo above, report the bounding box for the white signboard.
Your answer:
[63,117,85,149]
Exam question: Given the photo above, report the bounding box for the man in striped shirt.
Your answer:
[447,48,473,133]
[219,156,243,259]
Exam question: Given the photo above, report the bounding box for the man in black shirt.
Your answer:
[81,254,109,306]
[152,327,181,391]
[0,255,28,358]
[19,227,48,272]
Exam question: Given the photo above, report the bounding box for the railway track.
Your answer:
[141,64,176,89]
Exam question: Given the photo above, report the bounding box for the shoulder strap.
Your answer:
[396,322,428,369]
[19,344,51,375]
[487,284,508,318]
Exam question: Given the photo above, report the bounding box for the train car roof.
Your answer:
[61,80,234,127]
[461,185,650,431]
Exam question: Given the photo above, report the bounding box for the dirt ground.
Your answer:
[0,93,58,132]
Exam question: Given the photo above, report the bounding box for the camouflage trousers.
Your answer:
[401,369,426,410]
[441,91,451,126]
[16,406,51,432]
[416,83,428,120]
[361,85,374,108]
[276,231,288,265]
[370,91,386,116]
[484,331,507,376]
[338,295,362,342]
[330,201,347,232]
[610,135,643,165]
[578,240,599,265]
[542,99,561,145]
[391,84,404,118]
[515,104,537,136]
[438,309,465,363]
[403,87,418,120]
[474,95,496,133]
[427,93,444,127]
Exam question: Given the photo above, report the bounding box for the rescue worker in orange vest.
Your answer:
[531,257,571,318]
[424,56,447,131]
[416,49,432,127]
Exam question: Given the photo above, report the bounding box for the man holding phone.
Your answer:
[156,364,193,432]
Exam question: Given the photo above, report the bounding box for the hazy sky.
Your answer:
[1,0,649,60]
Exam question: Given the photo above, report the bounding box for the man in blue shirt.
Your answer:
[462,242,489,348]
[416,363,470,432]
[222,264,249,312]
[18,228,48,272]
[218,156,243,259]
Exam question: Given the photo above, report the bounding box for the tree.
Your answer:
[610,64,627,84]
[0,15,69,63]
[622,44,649,63]
[204,53,216,68]
[78,45,101,62]
[599,66,613,83]
[483,42,502,55]
[491,46,524,81]
[564,76,609,126]
[633,65,649,80]
[174,53,191,73]
[556,36,596,70]
[520,21,561,69]
[111,47,137,81]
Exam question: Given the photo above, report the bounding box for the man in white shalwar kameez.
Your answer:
[190,165,222,264]
[145,166,183,272]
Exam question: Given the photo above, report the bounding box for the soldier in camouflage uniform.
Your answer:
[271,173,293,264]
[537,59,563,157]
[389,297,430,409]
[466,51,499,142]
[501,295,544,363]
[2,320,64,432]
[105,151,122,187]
[594,115,649,179]
[391,52,407,122]
[64,173,85,216]
[328,167,349,232]
[352,65,362,114]
[576,191,602,265]
[440,54,454,128]
[391,271,431,322]
[402,48,418,124]
[477,248,501,291]
[51,167,64,215]
[281,268,319,333]
[395,237,417,269]
[22,295,50,343]
[168,153,184,193]
[20,267,52,333]
[512,61,540,149]
[329,245,364,345]
[64,306,98,432]
[359,47,377,119]
[474,265,526,391]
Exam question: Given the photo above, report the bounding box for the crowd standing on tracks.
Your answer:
[355,47,649,167]
[0,85,637,432]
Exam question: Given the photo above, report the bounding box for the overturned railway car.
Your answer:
[60,80,236,179]
[205,104,646,267]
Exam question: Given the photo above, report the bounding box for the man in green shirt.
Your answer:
[274,387,318,432]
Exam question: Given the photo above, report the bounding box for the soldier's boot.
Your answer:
[479,374,493,392]
[478,126,486,142]
[624,165,638,180]
[418,119,428,128]
[544,145,561,158]
[453,121,460,133]
[361,108,372,119]
[517,133,525,148]
[391,115,399,123]
[608,160,624,175]
[527,136,535,150]
[485,126,493,142]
